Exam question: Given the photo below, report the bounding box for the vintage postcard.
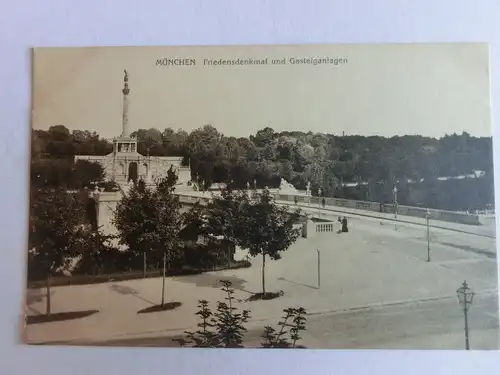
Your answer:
[26,43,498,349]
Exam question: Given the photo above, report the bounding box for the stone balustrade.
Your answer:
[274,193,484,226]
[316,223,336,233]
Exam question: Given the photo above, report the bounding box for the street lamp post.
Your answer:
[426,208,431,262]
[393,185,398,231]
[316,248,321,289]
[161,252,166,306]
[457,280,475,350]
[306,181,311,207]
[393,185,398,220]
[318,188,322,217]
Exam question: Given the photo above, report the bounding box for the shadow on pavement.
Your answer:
[109,284,157,306]
[27,309,99,325]
[137,301,182,314]
[438,241,496,259]
[173,273,249,292]
[109,284,140,295]
[98,328,266,348]
[277,277,318,290]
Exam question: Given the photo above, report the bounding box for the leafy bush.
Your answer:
[174,280,307,348]
[260,307,307,348]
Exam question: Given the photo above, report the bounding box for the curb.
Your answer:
[246,289,498,324]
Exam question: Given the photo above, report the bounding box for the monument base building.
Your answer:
[74,70,191,189]
[75,135,192,188]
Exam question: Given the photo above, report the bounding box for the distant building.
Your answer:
[74,70,191,188]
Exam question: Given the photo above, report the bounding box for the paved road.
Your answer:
[301,292,499,349]
[289,202,496,238]
[95,293,498,349]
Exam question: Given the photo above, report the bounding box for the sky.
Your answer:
[32,43,493,139]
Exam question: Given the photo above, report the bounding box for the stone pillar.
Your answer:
[305,219,316,239]
[121,70,131,137]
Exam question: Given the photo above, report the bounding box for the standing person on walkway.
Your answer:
[341,216,349,233]
[321,197,326,209]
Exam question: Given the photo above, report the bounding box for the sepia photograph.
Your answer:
[26,43,498,349]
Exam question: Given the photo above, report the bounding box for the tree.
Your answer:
[154,167,183,306]
[113,168,183,306]
[238,189,301,297]
[31,157,105,190]
[237,137,258,161]
[186,125,222,158]
[162,128,188,156]
[262,144,277,160]
[278,159,294,182]
[72,226,118,275]
[72,130,113,156]
[204,189,249,267]
[29,188,86,315]
[31,159,72,188]
[45,125,75,159]
[73,160,105,188]
[179,202,206,243]
[112,180,158,270]
[251,127,275,147]
[303,161,324,188]
[197,159,215,190]
[132,128,165,155]
[48,125,71,141]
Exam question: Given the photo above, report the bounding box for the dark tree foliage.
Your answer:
[203,188,249,266]
[154,166,183,265]
[112,180,158,261]
[72,227,118,276]
[32,125,494,210]
[31,158,105,189]
[179,202,206,243]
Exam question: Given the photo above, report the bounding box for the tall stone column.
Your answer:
[121,70,131,137]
